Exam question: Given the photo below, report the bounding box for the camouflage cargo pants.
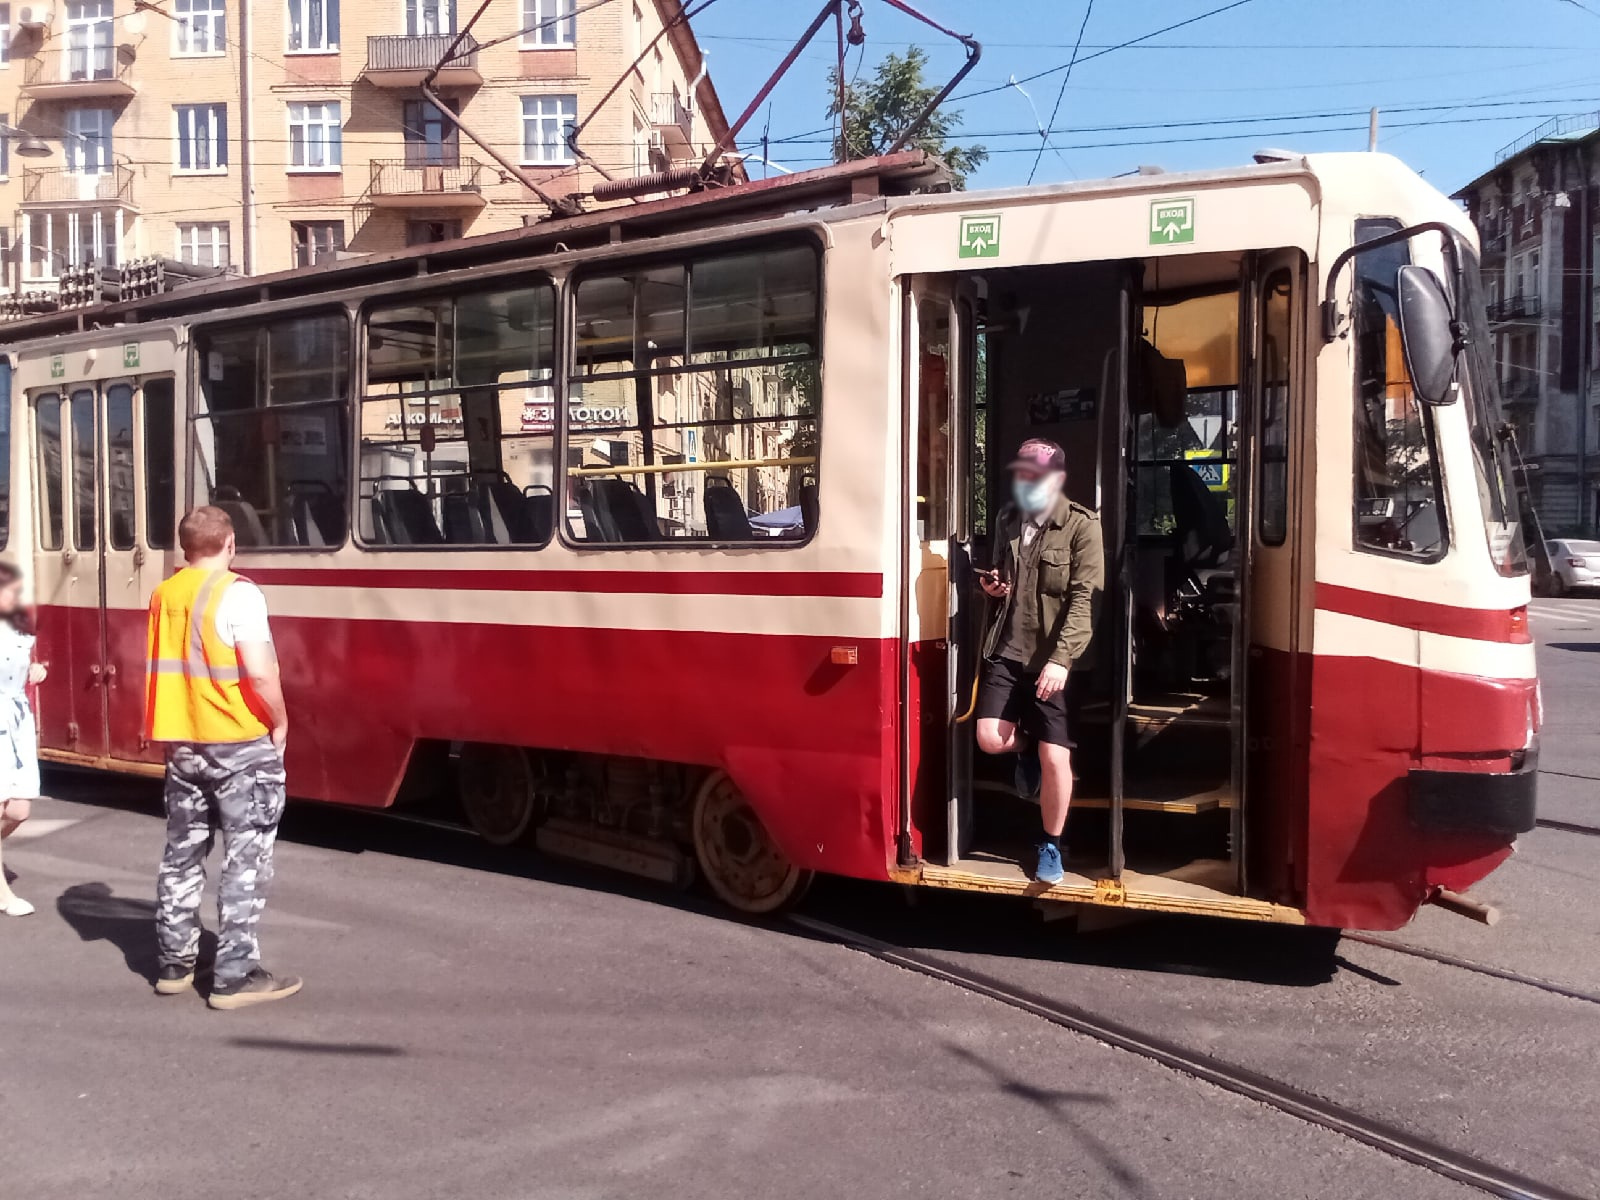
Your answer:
[155,737,287,987]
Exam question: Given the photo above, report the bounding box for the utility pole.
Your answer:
[1368,107,1380,153]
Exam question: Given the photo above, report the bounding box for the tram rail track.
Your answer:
[792,914,1591,1200]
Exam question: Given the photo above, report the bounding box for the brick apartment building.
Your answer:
[0,0,732,285]
[1458,114,1600,535]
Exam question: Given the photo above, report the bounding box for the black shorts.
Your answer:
[976,657,1074,748]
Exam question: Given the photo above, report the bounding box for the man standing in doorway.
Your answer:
[976,439,1105,885]
[146,506,300,1009]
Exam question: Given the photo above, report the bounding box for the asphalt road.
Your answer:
[2,601,1598,1200]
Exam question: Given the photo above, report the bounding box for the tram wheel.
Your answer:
[457,744,540,846]
[691,771,814,914]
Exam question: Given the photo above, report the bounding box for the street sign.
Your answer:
[958,214,1002,259]
[1150,197,1196,245]
[123,343,140,369]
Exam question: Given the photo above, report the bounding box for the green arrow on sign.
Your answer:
[1149,198,1196,245]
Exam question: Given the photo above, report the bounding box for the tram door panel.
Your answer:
[903,278,975,866]
[31,379,168,764]
[32,388,107,758]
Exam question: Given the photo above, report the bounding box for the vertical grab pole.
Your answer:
[1108,267,1137,881]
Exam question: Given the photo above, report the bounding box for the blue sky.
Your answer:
[691,0,1600,193]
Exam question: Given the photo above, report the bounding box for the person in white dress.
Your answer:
[0,562,47,917]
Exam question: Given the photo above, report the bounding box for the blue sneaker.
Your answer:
[1034,841,1065,885]
[1014,748,1043,800]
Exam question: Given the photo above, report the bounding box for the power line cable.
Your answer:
[1027,0,1093,185]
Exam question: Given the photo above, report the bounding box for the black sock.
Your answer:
[1042,833,1061,851]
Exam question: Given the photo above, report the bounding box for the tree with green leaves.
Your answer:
[828,47,988,189]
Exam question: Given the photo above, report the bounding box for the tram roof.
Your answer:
[0,149,1440,345]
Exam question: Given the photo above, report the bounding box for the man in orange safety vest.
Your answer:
[146,506,298,1010]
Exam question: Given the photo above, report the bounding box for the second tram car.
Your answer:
[0,150,1537,930]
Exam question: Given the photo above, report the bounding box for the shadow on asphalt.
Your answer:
[1546,642,1600,652]
[55,880,218,988]
[43,769,1343,991]
[228,1037,406,1056]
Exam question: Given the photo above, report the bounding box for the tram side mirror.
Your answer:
[1397,265,1461,405]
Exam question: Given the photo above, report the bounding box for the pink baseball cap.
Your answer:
[1007,438,1066,474]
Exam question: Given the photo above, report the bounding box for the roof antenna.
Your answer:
[421,0,579,217]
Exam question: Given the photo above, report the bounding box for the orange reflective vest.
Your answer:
[144,567,269,744]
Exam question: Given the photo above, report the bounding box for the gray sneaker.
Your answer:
[208,968,303,1011]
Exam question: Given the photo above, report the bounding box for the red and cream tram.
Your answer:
[0,150,1536,930]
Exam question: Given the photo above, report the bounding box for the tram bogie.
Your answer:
[0,149,1536,930]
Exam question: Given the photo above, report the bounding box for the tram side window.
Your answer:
[144,378,176,549]
[358,282,556,547]
[0,369,10,550]
[567,243,820,543]
[35,394,64,551]
[193,311,350,548]
[106,382,135,551]
[70,388,96,551]
[1259,270,1291,546]
[1352,225,1446,559]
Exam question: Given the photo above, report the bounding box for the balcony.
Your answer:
[21,165,136,209]
[363,33,481,88]
[649,92,692,154]
[1487,293,1541,324]
[368,158,486,209]
[22,44,137,100]
[1501,376,1540,406]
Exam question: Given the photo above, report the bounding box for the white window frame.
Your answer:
[21,208,123,283]
[0,6,11,66]
[286,100,342,172]
[175,222,230,268]
[174,0,226,56]
[174,103,228,174]
[292,220,344,267]
[520,94,576,166]
[404,0,455,36]
[520,0,574,48]
[65,108,113,175]
[286,0,339,54]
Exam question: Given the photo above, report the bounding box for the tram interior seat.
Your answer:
[442,492,488,544]
[800,482,820,534]
[704,477,754,540]
[289,486,344,547]
[216,496,268,548]
[587,479,659,541]
[478,477,546,544]
[378,487,446,545]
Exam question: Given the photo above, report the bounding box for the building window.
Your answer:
[521,95,576,165]
[1352,221,1446,561]
[175,0,225,53]
[521,0,574,47]
[358,283,558,546]
[567,243,821,544]
[175,104,228,171]
[287,0,338,52]
[405,0,454,36]
[66,0,114,81]
[193,312,351,548]
[0,6,10,65]
[405,219,461,245]
[65,108,113,174]
[176,221,230,267]
[287,101,341,170]
[23,209,121,281]
[401,98,459,167]
[291,220,344,266]
[0,113,9,180]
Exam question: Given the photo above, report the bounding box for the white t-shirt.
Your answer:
[212,579,273,650]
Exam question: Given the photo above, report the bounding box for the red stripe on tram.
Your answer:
[1315,583,1530,644]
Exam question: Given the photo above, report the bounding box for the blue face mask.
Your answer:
[1012,475,1060,516]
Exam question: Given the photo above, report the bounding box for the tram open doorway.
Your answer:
[907,248,1296,911]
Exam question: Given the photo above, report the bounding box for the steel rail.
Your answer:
[1342,932,1600,1007]
[791,914,1590,1200]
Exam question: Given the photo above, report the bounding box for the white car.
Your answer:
[1542,539,1600,595]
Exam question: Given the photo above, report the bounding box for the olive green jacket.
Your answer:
[981,496,1106,672]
